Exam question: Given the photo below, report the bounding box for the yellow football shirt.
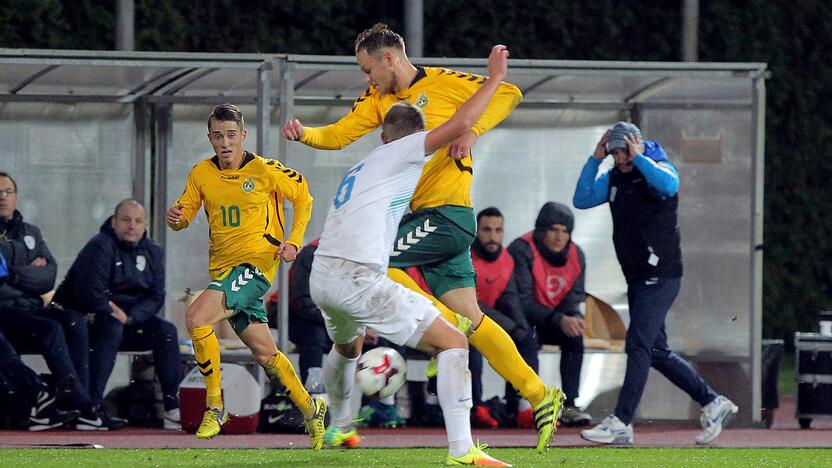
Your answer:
[300,67,522,211]
[170,152,313,283]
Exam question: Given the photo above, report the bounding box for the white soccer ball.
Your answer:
[355,347,407,399]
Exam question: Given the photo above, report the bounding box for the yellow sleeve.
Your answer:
[270,165,313,248]
[169,167,203,231]
[299,88,383,149]
[470,80,523,136]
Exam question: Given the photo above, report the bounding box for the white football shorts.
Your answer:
[309,255,440,348]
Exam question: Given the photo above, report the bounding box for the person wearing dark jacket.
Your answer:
[0,328,80,431]
[287,239,330,384]
[508,201,592,427]
[469,207,537,429]
[54,199,181,429]
[1,249,78,431]
[575,122,737,445]
[0,172,109,430]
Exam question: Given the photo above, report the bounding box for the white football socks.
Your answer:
[323,346,358,431]
[437,348,474,458]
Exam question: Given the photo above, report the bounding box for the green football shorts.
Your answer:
[388,205,476,298]
[207,264,270,335]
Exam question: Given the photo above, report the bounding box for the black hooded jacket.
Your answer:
[508,202,586,327]
[54,217,165,324]
[0,211,57,310]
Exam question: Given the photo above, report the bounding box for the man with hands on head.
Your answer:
[575,122,738,445]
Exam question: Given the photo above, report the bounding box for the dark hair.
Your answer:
[114,199,143,217]
[207,103,245,130]
[382,102,425,141]
[477,207,503,223]
[0,171,17,192]
[354,23,405,55]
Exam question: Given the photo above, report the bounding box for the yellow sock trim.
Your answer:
[190,325,223,409]
[470,315,546,406]
[264,351,314,418]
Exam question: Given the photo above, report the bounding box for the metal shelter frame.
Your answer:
[0,48,768,422]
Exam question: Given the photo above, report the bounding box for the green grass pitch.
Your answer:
[1,448,830,467]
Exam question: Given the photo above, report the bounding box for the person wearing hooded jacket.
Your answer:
[574,122,737,445]
[54,199,181,430]
[507,201,592,427]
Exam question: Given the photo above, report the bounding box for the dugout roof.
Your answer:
[0,49,766,107]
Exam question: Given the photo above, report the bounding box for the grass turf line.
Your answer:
[1,448,831,467]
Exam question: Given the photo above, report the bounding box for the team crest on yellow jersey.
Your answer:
[242,177,255,193]
[415,92,429,108]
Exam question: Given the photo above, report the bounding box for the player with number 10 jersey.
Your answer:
[173,152,312,283]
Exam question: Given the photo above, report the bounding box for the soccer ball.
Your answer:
[355,347,407,399]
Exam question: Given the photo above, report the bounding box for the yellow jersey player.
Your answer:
[167,104,326,447]
[282,24,564,452]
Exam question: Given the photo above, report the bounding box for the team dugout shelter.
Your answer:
[0,49,767,426]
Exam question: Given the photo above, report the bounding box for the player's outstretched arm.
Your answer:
[281,119,305,141]
[281,88,383,150]
[425,45,509,154]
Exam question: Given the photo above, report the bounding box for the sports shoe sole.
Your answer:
[696,404,738,445]
[580,431,633,445]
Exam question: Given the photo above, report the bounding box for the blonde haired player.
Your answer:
[167,104,326,447]
[283,24,564,452]
[310,45,511,466]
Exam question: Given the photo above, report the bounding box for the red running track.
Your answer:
[1,397,829,449]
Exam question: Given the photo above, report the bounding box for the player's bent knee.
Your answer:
[252,351,272,367]
[185,306,205,331]
[445,328,468,350]
[432,324,468,352]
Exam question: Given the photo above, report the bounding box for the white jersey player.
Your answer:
[306,45,512,466]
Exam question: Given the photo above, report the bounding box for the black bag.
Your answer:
[108,380,161,427]
[483,396,513,427]
[257,391,306,433]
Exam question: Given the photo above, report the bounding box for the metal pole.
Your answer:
[116,0,135,51]
[276,58,296,353]
[682,0,699,61]
[132,99,147,205]
[749,74,767,424]
[404,0,424,57]
[256,62,272,157]
[152,104,172,252]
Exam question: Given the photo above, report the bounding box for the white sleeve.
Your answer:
[404,131,429,163]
